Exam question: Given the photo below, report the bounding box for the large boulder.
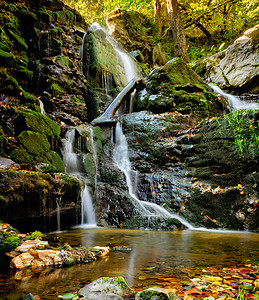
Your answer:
[197,25,259,94]
[136,58,226,118]
[78,277,131,299]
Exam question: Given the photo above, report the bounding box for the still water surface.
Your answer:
[0,228,258,299]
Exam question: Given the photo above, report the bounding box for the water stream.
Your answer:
[209,84,259,110]
[62,129,96,227]
[113,122,194,229]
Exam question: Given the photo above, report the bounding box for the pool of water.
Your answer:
[0,227,258,299]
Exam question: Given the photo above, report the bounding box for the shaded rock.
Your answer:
[23,294,37,300]
[135,287,179,299]
[78,277,131,298]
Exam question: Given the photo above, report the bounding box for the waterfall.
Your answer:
[112,122,195,229]
[89,128,98,192]
[63,128,96,227]
[39,100,46,115]
[89,22,140,83]
[209,84,259,111]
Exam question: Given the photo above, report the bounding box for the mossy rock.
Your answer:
[10,148,32,166]
[48,150,65,173]
[0,76,21,94]
[0,49,16,67]
[15,110,60,142]
[136,57,224,118]
[7,29,28,51]
[18,131,50,156]
[0,132,8,156]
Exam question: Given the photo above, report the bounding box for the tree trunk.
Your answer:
[166,0,188,61]
[153,0,162,36]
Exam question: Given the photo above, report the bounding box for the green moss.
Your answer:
[15,109,60,142]
[54,55,74,68]
[0,76,21,94]
[18,131,50,156]
[48,78,63,96]
[7,29,28,51]
[48,150,65,173]
[0,233,20,253]
[52,37,63,49]
[64,256,76,266]
[0,42,11,52]
[0,130,7,156]
[26,230,43,240]
[10,148,32,165]
[0,50,16,67]
[15,66,33,81]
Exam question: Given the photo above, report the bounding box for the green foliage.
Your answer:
[7,29,28,51]
[26,230,44,240]
[226,110,259,160]
[0,233,20,253]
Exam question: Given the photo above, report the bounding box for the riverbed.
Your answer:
[0,227,258,299]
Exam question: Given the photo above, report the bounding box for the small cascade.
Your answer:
[63,128,96,227]
[39,100,46,115]
[209,84,259,111]
[112,122,195,229]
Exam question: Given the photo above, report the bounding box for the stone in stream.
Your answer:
[78,277,131,299]
[135,287,180,300]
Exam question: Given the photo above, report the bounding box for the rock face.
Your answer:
[197,25,259,94]
[119,110,259,232]
[0,170,81,232]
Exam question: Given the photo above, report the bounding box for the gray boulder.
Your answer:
[78,277,131,299]
[203,25,259,93]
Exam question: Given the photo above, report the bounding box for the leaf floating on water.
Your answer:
[145,266,156,270]
[138,275,147,280]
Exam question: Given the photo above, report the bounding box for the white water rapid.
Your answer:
[209,84,259,111]
[113,122,194,229]
[63,128,96,227]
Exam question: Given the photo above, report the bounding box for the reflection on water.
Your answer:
[0,228,258,299]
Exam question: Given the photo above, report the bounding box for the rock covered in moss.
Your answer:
[136,287,179,300]
[78,276,131,299]
[136,58,226,118]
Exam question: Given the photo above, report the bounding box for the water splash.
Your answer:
[209,84,259,111]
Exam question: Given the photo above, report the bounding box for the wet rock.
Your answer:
[78,277,131,298]
[136,58,226,118]
[135,287,179,299]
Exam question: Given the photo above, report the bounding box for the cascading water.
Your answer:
[209,84,259,111]
[63,128,96,227]
[112,122,194,229]
[89,22,140,83]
